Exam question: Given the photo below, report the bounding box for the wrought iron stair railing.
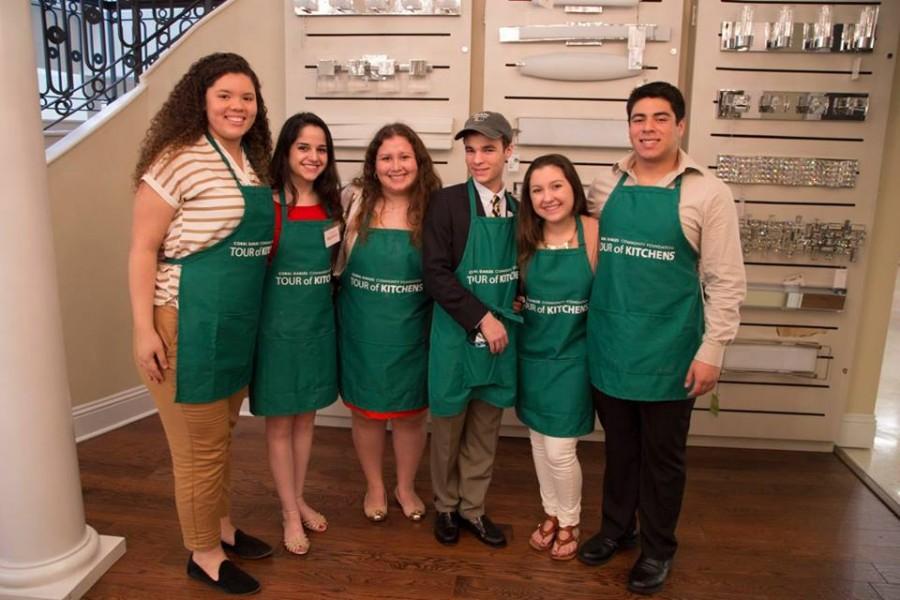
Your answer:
[35,0,227,132]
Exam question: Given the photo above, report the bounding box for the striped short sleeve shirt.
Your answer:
[142,136,261,307]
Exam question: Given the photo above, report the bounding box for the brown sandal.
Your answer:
[550,525,580,561]
[528,515,559,551]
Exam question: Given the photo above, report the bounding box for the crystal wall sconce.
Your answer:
[739,215,866,262]
[295,0,460,16]
[720,5,878,53]
[530,0,639,13]
[717,90,869,121]
[717,155,858,188]
[316,56,433,94]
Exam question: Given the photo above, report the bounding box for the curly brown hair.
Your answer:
[517,154,588,276]
[132,52,272,187]
[351,123,442,248]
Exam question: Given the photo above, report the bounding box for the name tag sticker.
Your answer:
[324,225,341,248]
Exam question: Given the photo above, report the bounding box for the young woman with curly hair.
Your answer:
[250,112,342,555]
[514,154,598,561]
[335,123,441,523]
[128,52,274,595]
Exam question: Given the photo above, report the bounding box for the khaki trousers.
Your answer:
[138,306,245,551]
[429,399,503,520]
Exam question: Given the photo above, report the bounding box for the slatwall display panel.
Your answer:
[283,0,473,187]
[686,0,899,446]
[483,0,686,194]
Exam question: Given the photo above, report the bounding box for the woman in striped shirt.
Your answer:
[128,53,274,595]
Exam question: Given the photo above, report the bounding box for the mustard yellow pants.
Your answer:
[138,305,245,551]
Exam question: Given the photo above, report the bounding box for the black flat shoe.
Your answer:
[221,529,273,560]
[187,557,260,595]
[434,511,460,545]
[460,514,507,548]
[627,555,672,596]
[577,529,638,566]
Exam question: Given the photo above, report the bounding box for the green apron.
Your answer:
[166,134,273,404]
[338,227,430,412]
[250,192,338,416]
[517,217,594,437]
[428,179,522,417]
[587,174,704,401]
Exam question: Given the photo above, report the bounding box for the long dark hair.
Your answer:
[269,112,342,226]
[517,154,588,274]
[351,123,442,247]
[133,52,272,186]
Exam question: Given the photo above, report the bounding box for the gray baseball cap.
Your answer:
[454,111,513,141]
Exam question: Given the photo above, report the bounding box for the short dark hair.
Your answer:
[626,81,686,122]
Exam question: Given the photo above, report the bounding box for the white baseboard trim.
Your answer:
[81,391,837,453]
[837,413,877,449]
[72,386,156,443]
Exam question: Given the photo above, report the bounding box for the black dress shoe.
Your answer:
[460,514,507,548]
[577,530,638,566]
[627,555,672,595]
[434,511,460,545]
[221,529,273,560]
[187,557,260,595]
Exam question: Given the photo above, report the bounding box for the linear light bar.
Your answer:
[723,340,822,376]
[717,90,868,121]
[517,117,629,148]
[516,52,638,81]
[499,22,670,45]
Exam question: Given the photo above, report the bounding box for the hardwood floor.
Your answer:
[77,416,900,599]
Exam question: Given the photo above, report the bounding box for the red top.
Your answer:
[271,201,329,258]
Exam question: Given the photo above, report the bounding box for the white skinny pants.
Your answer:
[529,429,582,527]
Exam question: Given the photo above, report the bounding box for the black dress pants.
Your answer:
[593,388,695,561]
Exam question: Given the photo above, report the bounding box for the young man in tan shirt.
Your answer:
[577,81,746,595]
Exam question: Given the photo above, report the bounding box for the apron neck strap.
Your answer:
[278,188,289,219]
[575,215,585,246]
[205,132,242,185]
[613,171,683,191]
[465,179,478,217]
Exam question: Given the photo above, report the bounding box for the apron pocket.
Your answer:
[594,308,680,376]
[462,341,517,389]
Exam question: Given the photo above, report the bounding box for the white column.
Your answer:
[0,2,125,599]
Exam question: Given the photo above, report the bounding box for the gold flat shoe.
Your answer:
[363,492,388,522]
[393,487,426,522]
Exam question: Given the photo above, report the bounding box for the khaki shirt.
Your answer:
[587,149,746,368]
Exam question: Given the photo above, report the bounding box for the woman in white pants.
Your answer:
[515,154,597,560]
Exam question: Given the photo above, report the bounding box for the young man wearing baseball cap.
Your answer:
[423,111,519,548]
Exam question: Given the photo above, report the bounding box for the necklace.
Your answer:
[541,223,578,250]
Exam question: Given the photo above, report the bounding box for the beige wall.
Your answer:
[47,0,285,407]
[845,55,900,415]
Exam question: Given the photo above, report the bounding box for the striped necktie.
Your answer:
[491,194,501,217]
